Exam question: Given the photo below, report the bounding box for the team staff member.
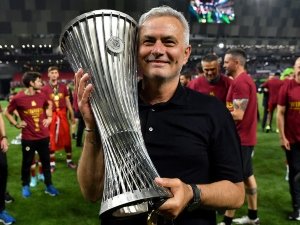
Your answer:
[220,48,259,225]
[0,104,15,224]
[42,66,77,171]
[188,54,232,104]
[5,72,59,198]
[277,57,300,220]
[75,6,244,225]
[260,72,283,132]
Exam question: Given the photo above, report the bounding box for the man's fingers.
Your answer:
[155,177,179,188]
[74,68,83,94]
[81,83,93,104]
[77,73,90,100]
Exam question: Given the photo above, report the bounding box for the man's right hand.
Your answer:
[74,69,96,130]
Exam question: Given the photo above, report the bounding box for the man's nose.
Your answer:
[151,41,165,55]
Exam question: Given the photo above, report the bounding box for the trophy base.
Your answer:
[100,188,170,217]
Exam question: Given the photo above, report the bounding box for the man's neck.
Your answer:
[232,68,245,79]
[140,78,178,105]
[25,87,37,95]
[50,80,58,86]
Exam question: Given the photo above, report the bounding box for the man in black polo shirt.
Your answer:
[75,6,244,225]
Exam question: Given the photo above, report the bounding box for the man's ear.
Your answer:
[183,45,192,65]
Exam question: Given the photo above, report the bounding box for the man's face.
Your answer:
[138,16,191,81]
[31,77,43,90]
[294,58,300,83]
[179,75,190,86]
[202,60,219,82]
[223,54,237,77]
[48,69,59,81]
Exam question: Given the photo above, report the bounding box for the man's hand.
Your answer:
[15,120,27,129]
[280,136,290,150]
[74,69,96,130]
[0,138,8,152]
[154,177,193,219]
[43,117,52,128]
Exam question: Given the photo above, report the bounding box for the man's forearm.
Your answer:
[276,106,286,140]
[199,181,245,209]
[77,130,104,202]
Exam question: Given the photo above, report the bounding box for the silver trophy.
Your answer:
[59,10,171,217]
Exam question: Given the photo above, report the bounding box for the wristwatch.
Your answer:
[187,184,201,211]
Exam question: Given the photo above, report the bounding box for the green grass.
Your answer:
[1,94,296,224]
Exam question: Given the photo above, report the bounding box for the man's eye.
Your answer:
[165,41,175,46]
[143,40,154,45]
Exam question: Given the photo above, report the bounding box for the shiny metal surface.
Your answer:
[60,10,171,217]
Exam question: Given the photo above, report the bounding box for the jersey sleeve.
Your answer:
[277,81,289,106]
[7,97,17,114]
[232,80,250,100]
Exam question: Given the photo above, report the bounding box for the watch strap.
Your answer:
[189,184,201,204]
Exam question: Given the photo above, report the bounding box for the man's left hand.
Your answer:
[154,177,193,219]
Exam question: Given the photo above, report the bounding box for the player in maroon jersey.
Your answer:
[188,54,232,104]
[5,71,59,198]
[220,48,259,225]
[42,66,77,172]
[277,57,300,220]
[260,72,283,132]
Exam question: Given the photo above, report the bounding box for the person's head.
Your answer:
[201,54,220,82]
[138,6,191,82]
[223,48,247,77]
[48,66,60,82]
[22,71,43,90]
[274,72,281,77]
[294,57,300,83]
[179,74,191,86]
[280,67,294,80]
[196,62,204,77]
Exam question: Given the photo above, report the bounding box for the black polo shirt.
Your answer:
[138,83,243,225]
[101,83,243,225]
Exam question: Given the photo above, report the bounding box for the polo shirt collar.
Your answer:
[138,81,187,106]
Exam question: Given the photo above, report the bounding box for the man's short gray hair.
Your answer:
[138,6,190,46]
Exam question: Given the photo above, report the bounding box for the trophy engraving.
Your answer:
[59,10,171,217]
[106,36,124,54]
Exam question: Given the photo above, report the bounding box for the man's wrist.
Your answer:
[85,127,94,132]
[187,184,201,211]
[1,136,7,140]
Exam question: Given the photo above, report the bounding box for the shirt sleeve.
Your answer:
[277,81,288,106]
[7,97,18,114]
[232,80,250,100]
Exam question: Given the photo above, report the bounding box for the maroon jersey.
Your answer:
[226,72,257,146]
[42,83,69,111]
[278,79,300,143]
[188,75,232,103]
[261,78,283,105]
[7,91,49,140]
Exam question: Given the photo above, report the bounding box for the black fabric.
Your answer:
[138,84,243,225]
[100,83,243,225]
[21,137,52,186]
[286,142,300,210]
[139,83,243,184]
[240,146,254,178]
